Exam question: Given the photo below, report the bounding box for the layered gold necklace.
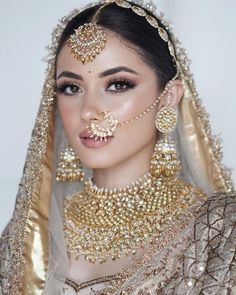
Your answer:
[63,173,205,264]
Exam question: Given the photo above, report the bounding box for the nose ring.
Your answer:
[87,111,119,141]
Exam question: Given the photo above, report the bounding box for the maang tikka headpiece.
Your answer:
[68,0,179,68]
[67,3,109,63]
[68,0,179,141]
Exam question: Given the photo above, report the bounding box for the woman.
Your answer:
[0,0,235,294]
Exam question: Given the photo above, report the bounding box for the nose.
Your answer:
[80,91,103,123]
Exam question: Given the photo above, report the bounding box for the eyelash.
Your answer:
[56,77,136,96]
[105,77,136,93]
[56,82,80,96]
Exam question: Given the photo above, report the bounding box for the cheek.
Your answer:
[112,106,158,157]
[101,92,158,162]
[113,84,158,124]
[119,91,156,125]
[57,99,79,136]
[112,93,158,159]
[119,109,157,149]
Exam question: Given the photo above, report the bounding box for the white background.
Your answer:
[0,0,236,232]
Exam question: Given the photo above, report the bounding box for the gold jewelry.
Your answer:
[155,106,177,133]
[56,146,84,182]
[87,111,119,141]
[151,84,181,178]
[67,3,109,63]
[86,81,172,140]
[67,0,179,74]
[113,0,179,73]
[63,1,188,265]
[117,82,170,127]
[150,136,181,178]
[64,173,205,263]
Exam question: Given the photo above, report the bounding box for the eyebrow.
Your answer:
[57,71,82,80]
[98,66,139,77]
[57,66,139,80]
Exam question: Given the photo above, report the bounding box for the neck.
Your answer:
[92,139,155,189]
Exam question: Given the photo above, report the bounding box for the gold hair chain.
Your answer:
[112,0,179,73]
[68,0,179,74]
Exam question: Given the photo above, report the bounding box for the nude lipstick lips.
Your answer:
[79,129,113,148]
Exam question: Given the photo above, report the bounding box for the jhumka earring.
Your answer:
[150,82,181,178]
[56,146,84,182]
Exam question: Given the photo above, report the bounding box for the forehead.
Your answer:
[56,29,154,76]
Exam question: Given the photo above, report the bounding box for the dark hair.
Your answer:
[56,2,176,90]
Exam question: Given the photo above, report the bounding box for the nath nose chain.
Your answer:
[87,81,174,141]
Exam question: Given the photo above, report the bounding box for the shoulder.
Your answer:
[195,191,236,225]
[193,191,236,238]
[183,191,236,254]
[184,192,236,291]
[192,191,236,273]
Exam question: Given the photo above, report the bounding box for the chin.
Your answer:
[79,153,119,170]
[81,161,115,170]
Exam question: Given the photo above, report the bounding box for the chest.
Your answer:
[68,249,144,284]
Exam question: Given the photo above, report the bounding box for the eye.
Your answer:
[106,78,136,93]
[56,82,81,96]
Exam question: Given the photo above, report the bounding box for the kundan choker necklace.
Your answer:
[64,173,205,263]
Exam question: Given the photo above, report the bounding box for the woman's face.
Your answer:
[56,30,162,169]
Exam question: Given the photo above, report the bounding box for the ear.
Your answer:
[161,79,184,109]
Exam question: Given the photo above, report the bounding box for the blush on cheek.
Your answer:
[58,102,75,129]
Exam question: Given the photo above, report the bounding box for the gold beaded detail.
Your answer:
[150,137,181,177]
[114,0,179,72]
[56,147,84,182]
[118,79,172,127]
[67,0,179,72]
[67,23,106,63]
[67,3,109,63]
[88,111,119,141]
[64,173,204,263]
[85,79,173,139]
[155,106,177,133]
